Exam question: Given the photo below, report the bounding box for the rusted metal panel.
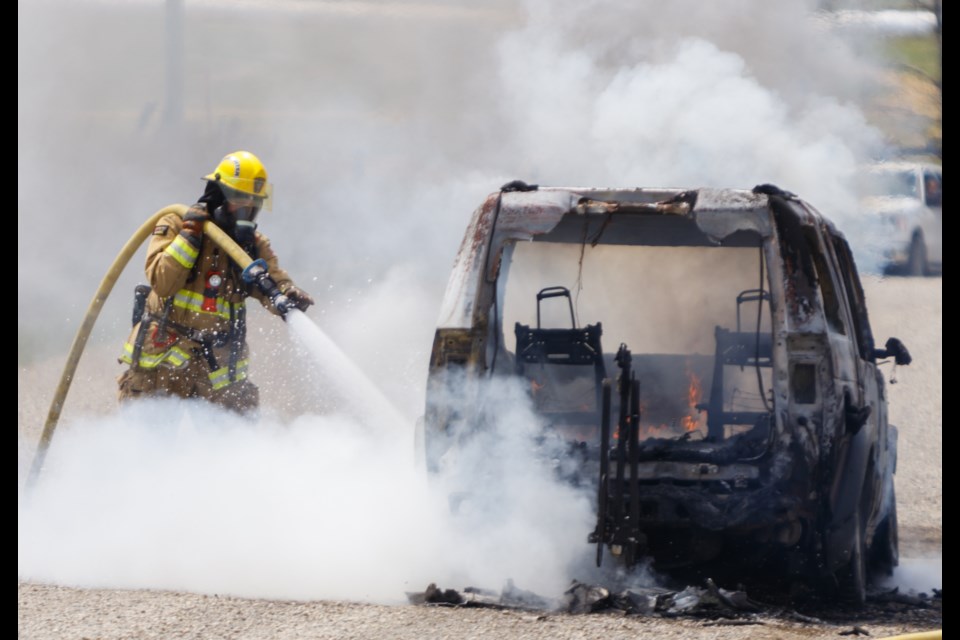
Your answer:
[435,194,500,330]
[693,188,773,241]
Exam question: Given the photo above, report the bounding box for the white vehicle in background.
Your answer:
[858,161,942,276]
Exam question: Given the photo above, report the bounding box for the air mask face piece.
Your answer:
[227,191,262,221]
[212,203,259,245]
[226,192,262,245]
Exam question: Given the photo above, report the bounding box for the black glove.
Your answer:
[181,205,210,241]
[284,285,315,312]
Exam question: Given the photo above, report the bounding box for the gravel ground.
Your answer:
[14,582,942,640]
[18,276,942,640]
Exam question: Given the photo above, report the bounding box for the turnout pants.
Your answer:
[117,357,259,416]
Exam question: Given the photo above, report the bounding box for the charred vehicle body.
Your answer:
[423,183,909,603]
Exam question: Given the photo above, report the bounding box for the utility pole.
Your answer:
[163,0,184,127]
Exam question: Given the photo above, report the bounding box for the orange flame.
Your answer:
[610,365,710,442]
[680,370,706,432]
[635,367,707,440]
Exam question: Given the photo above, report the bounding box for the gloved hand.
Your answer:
[181,205,210,241]
[284,285,315,312]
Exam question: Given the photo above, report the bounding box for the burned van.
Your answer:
[422,183,908,603]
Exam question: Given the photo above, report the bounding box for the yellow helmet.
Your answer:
[203,151,273,208]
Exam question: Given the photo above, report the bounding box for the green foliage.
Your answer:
[883,34,941,82]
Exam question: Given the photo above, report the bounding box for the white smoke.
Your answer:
[883,557,942,596]
[19,370,595,602]
[19,402,439,602]
[18,0,897,362]
[19,0,930,605]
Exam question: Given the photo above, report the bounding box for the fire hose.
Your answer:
[25,205,292,489]
[877,632,941,640]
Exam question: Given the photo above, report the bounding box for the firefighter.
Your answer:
[117,150,314,415]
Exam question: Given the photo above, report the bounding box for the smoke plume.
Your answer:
[19,0,922,603]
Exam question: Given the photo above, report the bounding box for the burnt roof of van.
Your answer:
[486,185,831,246]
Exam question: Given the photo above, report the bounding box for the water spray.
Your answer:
[285,312,409,435]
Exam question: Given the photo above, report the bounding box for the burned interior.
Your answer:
[424,184,906,604]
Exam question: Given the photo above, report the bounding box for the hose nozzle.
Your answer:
[241,258,294,317]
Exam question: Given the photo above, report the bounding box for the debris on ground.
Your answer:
[407,578,941,626]
[409,579,758,617]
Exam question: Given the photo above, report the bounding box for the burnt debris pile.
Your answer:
[408,578,761,616]
[408,579,942,624]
